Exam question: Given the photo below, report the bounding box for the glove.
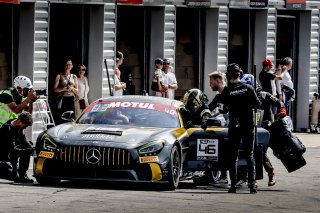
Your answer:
[278,107,287,118]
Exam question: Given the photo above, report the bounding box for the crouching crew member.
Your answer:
[0,112,34,183]
[219,64,261,194]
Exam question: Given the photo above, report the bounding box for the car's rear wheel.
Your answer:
[193,170,221,186]
[167,145,181,190]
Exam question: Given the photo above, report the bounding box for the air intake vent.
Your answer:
[59,146,132,167]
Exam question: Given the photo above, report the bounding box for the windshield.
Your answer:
[77,101,180,128]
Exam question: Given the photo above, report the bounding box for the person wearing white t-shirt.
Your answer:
[276,57,295,113]
[161,58,178,99]
[114,51,126,96]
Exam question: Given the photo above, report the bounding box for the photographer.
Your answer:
[0,76,38,126]
[0,112,34,183]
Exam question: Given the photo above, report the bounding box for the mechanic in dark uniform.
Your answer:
[235,62,286,187]
[0,112,34,183]
[219,64,261,194]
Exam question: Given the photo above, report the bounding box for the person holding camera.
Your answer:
[218,63,261,194]
[0,112,34,183]
[0,76,38,127]
[53,59,79,124]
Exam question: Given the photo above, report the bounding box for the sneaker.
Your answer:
[268,173,276,186]
[235,179,246,188]
[216,178,228,185]
[210,178,229,188]
[228,186,237,193]
[14,175,34,184]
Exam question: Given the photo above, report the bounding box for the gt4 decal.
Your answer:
[39,151,54,159]
[197,139,218,161]
[139,156,159,163]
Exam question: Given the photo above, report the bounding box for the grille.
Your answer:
[59,146,133,167]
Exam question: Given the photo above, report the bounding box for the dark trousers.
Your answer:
[282,86,295,116]
[11,152,31,178]
[228,123,256,187]
[10,141,33,178]
[263,152,274,174]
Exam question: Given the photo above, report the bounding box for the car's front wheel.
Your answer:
[33,160,61,185]
[166,145,181,190]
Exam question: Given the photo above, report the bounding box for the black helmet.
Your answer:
[183,88,209,114]
[226,63,243,80]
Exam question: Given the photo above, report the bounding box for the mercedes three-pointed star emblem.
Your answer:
[86,148,101,165]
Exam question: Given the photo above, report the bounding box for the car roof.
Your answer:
[95,95,183,107]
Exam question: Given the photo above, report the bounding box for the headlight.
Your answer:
[138,140,164,155]
[42,135,57,151]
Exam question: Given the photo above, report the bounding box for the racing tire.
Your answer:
[193,170,221,186]
[166,145,181,190]
[33,159,61,185]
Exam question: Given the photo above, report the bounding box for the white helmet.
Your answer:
[13,76,33,90]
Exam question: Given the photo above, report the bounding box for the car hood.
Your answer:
[46,123,173,148]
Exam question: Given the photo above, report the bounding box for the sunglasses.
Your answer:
[163,63,170,65]
[80,68,86,71]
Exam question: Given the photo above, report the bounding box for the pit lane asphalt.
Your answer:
[0,133,319,213]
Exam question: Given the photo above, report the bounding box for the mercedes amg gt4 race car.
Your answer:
[33,96,270,189]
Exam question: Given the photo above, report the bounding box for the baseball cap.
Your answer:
[155,58,163,65]
[262,59,274,67]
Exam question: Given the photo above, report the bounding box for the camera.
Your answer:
[35,89,47,96]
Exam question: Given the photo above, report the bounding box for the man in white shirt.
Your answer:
[161,58,178,99]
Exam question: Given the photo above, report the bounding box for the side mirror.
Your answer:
[61,111,75,122]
